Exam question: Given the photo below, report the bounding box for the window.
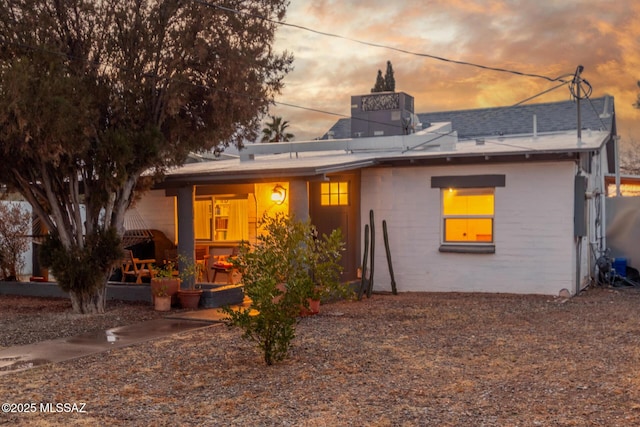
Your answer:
[195,196,248,242]
[442,188,494,243]
[431,174,504,254]
[194,199,212,240]
[321,182,349,206]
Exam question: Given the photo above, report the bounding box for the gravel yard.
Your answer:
[1,287,640,426]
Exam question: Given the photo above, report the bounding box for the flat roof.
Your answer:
[159,127,610,186]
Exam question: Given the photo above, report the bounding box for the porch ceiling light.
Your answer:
[271,184,287,204]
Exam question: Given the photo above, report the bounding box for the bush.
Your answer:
[222,213,347,365]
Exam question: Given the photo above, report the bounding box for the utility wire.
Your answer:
[1,7,599,143]
[404,80,571,153]
[0,40,427,137]
[195,0,572,84]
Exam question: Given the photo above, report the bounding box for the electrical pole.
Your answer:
[574,65,584,145]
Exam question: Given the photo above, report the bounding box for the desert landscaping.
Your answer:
[1,286,640,425]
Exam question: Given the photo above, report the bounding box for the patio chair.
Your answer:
[121,250,156,284]
[195,246,211,282]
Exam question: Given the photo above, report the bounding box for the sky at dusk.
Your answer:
[268,0,640,145]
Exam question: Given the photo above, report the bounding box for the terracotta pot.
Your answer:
[154,295,172,312]
[151,278,181,305]
[300,298,320,317]
[178,289,203,309]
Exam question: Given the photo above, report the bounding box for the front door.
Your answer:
[309,172,360,281]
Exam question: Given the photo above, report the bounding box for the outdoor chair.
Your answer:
[121,249,156,284]
[195,247,211,282]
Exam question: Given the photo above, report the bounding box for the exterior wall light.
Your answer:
[271,184,287,204]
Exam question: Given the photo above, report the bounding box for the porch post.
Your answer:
[176,185,195,289]
[289,179,309,221]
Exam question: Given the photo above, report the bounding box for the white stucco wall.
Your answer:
[361,161,578,295]
[130,190,177,243]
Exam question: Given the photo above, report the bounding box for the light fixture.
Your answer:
[271,184,287,205]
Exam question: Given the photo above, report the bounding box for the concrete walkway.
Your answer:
[0,307,235,376]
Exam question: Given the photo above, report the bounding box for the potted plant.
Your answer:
[302,225,347,315]
[176,254,203,309]
[150,261,180,306]
[152,284,172,312]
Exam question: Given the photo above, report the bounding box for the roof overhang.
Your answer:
[155,127,612,189]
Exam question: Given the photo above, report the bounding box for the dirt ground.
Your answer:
[1,286,640,426]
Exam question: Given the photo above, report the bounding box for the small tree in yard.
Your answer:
[0,0,292,313]
[0,202,31,280]
[223,213,346,365]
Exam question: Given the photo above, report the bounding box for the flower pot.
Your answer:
[154,295,172,312]
[177,289,203,309]
[300,298,320,317]
[151,278,181,305]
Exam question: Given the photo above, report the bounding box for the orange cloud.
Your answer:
[271,0,640,142]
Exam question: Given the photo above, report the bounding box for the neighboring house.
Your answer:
[138,92,617,296]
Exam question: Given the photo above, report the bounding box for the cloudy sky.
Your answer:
[268,0,640,145]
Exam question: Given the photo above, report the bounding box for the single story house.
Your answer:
[135,92,617,296]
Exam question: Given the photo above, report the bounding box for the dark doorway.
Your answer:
[309,172,360,281]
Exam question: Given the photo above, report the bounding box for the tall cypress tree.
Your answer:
[384,61,395,92]
[372,70,385,93]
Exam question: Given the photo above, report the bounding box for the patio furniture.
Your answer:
[196,247,211,282]
[121,250,156,284]
[211,247,239,284]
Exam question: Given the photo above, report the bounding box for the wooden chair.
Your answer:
[121,250,156,284]
[195,246,211,282]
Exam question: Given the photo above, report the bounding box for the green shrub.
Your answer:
[223,213,347,365]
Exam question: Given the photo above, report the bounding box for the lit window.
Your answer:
[194,199,212,240]
[321,182,349,206]
[195,197,248,241]
[442,188,494,243]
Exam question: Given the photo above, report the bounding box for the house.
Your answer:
[137,92,617,296]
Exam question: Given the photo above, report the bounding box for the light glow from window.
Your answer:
[442,188,494,243]
[321,182,349,206]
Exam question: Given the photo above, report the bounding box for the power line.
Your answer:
[195,0,573,84]
[403,80,572,153]
[1,13,596,143]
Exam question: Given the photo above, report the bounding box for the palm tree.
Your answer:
[261,115,294,143]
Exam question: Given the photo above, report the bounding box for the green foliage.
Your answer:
[177,253,201,289]
[155,261,176,279]
[372,70,385,93]
[223,213,347,365]
[261,115,294,143]
[384,60,396,92]
[0,0,292,312]
[0,202,31,280]
[371,61,395,93]
[152,284,169,297]
[39,228,123,294]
